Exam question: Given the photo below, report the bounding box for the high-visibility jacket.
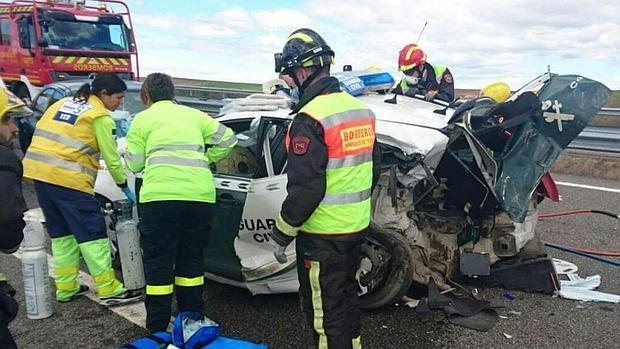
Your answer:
[287,92,375,234]
[23,96,109,194]
[400,64,447,91]
[125,100,237,203]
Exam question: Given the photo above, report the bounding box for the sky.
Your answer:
[121,0,620,90]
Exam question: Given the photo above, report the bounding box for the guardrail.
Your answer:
[599,107,620,117]
[175,85,256,100]
[174,85,620,153]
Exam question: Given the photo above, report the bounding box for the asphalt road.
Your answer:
[1,173,618,349]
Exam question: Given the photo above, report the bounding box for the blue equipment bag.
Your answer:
[118,332,172,349]
[205,337,269,349]
[172,312,220,348]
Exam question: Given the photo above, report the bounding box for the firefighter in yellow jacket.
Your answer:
[270,28,379,349]
[23,73,141,306]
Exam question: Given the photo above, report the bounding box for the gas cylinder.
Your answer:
[114,199,145,291]
[20,208,53,319]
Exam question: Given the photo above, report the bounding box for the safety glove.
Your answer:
[425,90,439,101]
[120,186,137,206]
[268,227,294,264]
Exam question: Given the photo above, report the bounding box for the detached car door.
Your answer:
[205,116,292,284]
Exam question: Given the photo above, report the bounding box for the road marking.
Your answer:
[12,251,147,328]
[556,181,620,194]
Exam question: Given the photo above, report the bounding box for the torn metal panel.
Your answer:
[234,175,294,283]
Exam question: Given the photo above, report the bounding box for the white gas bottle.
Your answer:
[20,208,53,319]
[114,200,145,291]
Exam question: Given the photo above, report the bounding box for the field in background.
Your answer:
[609,90,620,107]
[170,77,262,91]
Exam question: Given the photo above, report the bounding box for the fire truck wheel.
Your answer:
[357,223,414,309]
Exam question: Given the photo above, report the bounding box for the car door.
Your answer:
[204,116,291,282]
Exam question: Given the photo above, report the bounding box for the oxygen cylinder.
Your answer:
[20,208,53,319]
[114,199,145,290]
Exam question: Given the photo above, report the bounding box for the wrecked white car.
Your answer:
[96,72,610,309]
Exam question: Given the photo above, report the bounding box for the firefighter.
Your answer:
[270,28,378,349]
[22,73,141,306]
[0,87,28,349]
[393,44,455,102]
[125,73,237,332]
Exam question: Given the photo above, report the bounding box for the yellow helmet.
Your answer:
[480,82,511,103]
[0,87,27,119]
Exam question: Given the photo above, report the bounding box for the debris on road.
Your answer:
[503,292,516,301]
[416,280,498,331]
[553,259,620,303]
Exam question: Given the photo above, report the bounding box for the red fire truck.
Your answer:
[0,0,138,101]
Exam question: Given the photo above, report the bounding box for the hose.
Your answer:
[539,209,620,220]
[538,208,620,265]
[544,242,620,268]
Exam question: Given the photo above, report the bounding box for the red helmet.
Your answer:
[398,44,427,72]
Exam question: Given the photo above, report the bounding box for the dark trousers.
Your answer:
[0,323,17,349]
[0,285,18,349]
[296,234,362,349]
[33,181,107,242]
[140,200,213,332]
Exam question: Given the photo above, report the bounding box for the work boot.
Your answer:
[58,285,90,303]
[99,289,143,307]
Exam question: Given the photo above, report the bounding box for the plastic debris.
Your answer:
[503,292,515,301]
[498,315,508,319]
[551,260,620,303]
[382,325,388,329]
[402,296,420,308]
[508,310,522,316]
[503,333,513,339]
[552,258,578,275]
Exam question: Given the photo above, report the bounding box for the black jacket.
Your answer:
[0,143,26,253]
[279,77,381,238]
[393,62,455,102]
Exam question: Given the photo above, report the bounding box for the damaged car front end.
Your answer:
[95,72,611,309]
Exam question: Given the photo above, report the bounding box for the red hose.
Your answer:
[569,247,620,257]
[539,209,592,218]
[538,209,620,257]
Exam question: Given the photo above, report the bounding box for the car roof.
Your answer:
[42,79,142,92]
[218,93,453,129]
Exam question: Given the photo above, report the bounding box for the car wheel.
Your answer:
[96,195,121,270]
[357,223,414,309]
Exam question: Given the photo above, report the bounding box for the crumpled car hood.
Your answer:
[359,94,452,171]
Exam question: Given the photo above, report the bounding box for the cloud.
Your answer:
[213,6,253,30]
[253,9,313,30]
[132,1,620,89]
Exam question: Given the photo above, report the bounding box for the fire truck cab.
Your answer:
[0,0,138,101]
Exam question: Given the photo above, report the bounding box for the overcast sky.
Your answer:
[125,0,620,90]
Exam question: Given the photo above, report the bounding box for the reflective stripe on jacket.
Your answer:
[23,96,108,193]
[289,91,375,234]
[125,100,237,203]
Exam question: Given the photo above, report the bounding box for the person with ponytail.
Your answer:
[23,73,141,306]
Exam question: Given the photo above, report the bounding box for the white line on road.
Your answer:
[556,181,620,194]
[12,251,147,328]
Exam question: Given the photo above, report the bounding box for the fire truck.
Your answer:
[0,0,138,101]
